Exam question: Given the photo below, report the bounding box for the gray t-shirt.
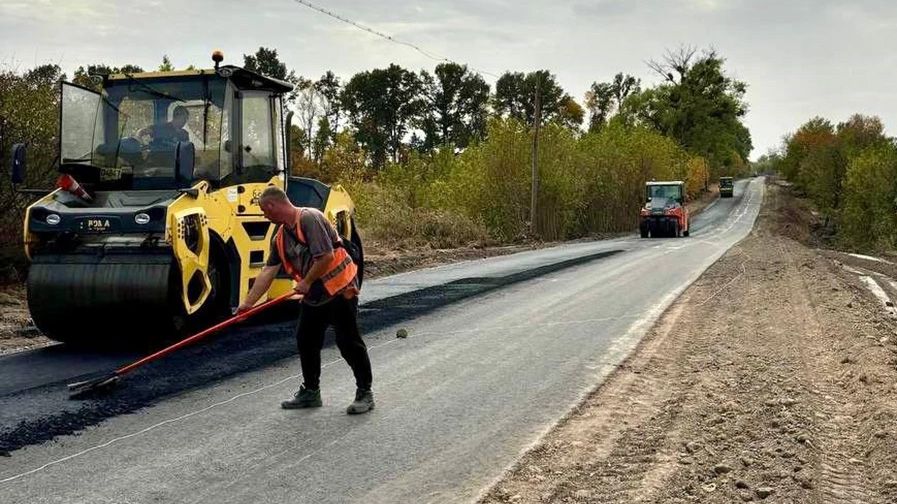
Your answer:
[267,208,352,305]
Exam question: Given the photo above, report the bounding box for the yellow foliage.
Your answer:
[341,119,703,244]
[685,157,709,198]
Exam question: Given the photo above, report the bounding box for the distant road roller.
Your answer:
[10,53,362,344]
[719,176,734,198]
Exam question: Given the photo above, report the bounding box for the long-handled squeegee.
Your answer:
[67,291,299,399]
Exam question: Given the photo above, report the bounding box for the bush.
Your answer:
[0,65,64,282]
[350,119,704,245]
[839,144,897,250]
[342,178,491,250]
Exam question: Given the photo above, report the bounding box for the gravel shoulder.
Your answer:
[0,285,46,356]
[481,179,897,503]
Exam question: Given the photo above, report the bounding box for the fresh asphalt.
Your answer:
[0,178,764,503]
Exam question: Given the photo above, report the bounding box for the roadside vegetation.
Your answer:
[764,114,897,252]
[0,46,752,281]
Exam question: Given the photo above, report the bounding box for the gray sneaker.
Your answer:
[346,388,375,415]
[281,385,322,409]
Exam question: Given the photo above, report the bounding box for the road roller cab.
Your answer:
[639,181,690,238]
[13,54,361,344]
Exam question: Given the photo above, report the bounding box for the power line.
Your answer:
[291,0,501,78]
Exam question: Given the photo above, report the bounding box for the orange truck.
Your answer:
[639,181,690,238]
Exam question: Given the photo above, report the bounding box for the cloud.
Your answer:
[2,0,897,156]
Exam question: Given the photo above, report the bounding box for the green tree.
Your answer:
[158,55,174,72]
[313,116,334,165]
[0,64,66,269]
[314,71,342,134]
[753,150,781,175]
[419,63,490,150]
[493,70,581,129]
[585,73,640,132]
[72,63,144,90]
[243,47,299,101]
[295,76,324,158]
[584,82,613,132]
[288,123,309,174]
[625,47,752,173]
[341,64,425,168]
[243,47,289,80]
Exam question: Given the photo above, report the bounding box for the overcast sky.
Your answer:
[2,0,896,159]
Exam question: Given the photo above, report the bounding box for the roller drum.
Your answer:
[27,254,181,344]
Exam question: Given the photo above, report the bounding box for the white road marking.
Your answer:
[859,276,897,317]
[848,253,893,264]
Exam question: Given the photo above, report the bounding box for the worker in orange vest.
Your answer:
[238,186,373,414]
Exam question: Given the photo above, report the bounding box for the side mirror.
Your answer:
[175,142,195,183]
[11,143,26,184]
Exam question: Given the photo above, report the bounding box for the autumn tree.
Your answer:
[779,114,890,225]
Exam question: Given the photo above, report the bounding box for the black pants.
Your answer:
[295,296,373,391]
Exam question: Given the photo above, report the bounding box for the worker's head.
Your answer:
[171,106,189,128]
[259,186,295,224]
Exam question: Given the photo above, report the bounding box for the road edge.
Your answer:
[473,178,761,503]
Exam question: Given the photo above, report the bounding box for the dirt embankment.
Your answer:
[481,179,897,503]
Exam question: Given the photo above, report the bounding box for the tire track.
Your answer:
[777,239,881,504]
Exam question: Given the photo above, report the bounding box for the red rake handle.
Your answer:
[116,291,300,376]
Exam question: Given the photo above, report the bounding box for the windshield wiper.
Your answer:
[122,73,186,103]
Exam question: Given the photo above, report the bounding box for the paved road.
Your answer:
[0,178,764,503]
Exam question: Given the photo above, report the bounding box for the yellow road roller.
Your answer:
[10,54,362,344]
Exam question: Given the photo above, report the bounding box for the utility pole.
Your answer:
[531,73,542,234]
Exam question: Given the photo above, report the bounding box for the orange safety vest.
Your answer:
[274,209,358,298]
